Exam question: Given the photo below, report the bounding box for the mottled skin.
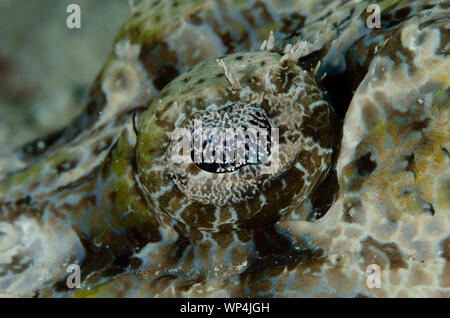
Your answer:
[0,0,448,297]
[137,50,337,233]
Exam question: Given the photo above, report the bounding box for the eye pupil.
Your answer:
[188,104,272,173]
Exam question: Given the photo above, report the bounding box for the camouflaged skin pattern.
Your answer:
[0,0,448,297]
[136,50,337,233]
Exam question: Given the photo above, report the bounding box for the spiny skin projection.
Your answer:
[137,51,337,232]
[0,0,448,298]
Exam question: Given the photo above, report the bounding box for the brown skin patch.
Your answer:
[215,232,235,249]
[1,197,48,223]
[279,12,305,35]
[385,36,418,77]
[404,152,416,176]
[362,101,382,130]
[360,236,409,271]
[355,152,377,177]
[15,195,31,207]
[217,223,235,233]
[186,10,203,25]
[217,30,238,55]
[138,40,180,91]
[181,202,217,229]
[412,117,430,131]
[438,236,450,288]
[153,65,180,91]
[241,1,274,32]
[86,81,107,116]
[236,230,251,243]
[394,7,412,20]
[6,255,33,274]
[21,129,66,158]
[55,159,78,174]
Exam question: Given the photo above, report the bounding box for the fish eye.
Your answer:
[185,103,272,174]
[136,51,338,232]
